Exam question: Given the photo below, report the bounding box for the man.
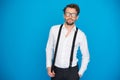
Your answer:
[46,3,90,80]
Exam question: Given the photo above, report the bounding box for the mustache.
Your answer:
[67,18,74,21]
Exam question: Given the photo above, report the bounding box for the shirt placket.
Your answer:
[60,29,68,67]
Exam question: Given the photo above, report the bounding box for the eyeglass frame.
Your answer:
[64,12,78,17]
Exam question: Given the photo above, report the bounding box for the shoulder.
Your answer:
[77,28,86,38]
[49,24,62,34]
[50,24,62,33]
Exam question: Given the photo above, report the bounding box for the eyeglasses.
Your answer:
[65,12,77,17]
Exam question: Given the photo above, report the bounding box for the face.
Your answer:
[64,7,78,25]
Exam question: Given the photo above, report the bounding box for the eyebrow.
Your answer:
[65,12,77,14]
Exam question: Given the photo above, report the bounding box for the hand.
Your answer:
[78,73,81,78]
[47,67,55,77]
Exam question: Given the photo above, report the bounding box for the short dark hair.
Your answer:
[63,3,80,15]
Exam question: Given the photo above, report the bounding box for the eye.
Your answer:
[65,12,77,17]
[65,12,70,17]
[71,13,77,17]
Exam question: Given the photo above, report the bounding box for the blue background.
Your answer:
[0,0,120,80]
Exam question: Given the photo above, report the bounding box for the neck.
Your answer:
[64,23,74,31]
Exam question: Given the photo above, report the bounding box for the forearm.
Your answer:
[78,56,90,76]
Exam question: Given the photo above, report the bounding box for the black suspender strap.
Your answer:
[51,24,63,72]
[69,27,78,68]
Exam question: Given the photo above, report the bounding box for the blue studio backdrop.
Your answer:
[0,0,120,80]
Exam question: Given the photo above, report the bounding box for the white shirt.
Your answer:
[46,24,90,76]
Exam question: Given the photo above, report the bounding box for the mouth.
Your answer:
[67,19,74,23]
[67,18,73,22]
[66,19,74,25]
[67,18,73,21]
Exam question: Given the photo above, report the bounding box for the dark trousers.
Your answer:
[51,66,80,80]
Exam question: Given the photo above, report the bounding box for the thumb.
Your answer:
[52,71,55,74]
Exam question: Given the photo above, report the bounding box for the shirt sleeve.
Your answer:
[78,32,90,77]
[46,27,54,68]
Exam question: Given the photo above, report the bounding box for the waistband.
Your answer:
[54,65,78,70]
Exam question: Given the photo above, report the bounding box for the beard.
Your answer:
[66,21,74,25]
[65,19,75,25]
